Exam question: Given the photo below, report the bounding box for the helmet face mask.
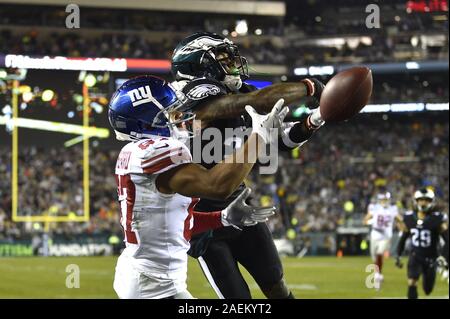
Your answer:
[172,32,249,90]
[108,75,196,142]
[210,43,249,79]
[376,192,391,208]
[414,188,436,213]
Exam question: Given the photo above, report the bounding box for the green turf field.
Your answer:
[0,256,448,299]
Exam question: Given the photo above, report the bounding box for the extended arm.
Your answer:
[194,80,322,121]
[396,231,409,257]
[157,133,263,200]
[157,99,287,200]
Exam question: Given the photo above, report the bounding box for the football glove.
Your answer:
[221,188,276,229]
[245,98,289,144]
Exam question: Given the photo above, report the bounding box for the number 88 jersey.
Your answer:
[403,210,448,258]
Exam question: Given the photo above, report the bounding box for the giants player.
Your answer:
[170,32,326,299]
[396,188,449,299]
[108,76,285,299]
[363,191,402,288]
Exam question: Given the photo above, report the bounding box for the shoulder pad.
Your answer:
[182,78,227,102]
[134,137,192,175]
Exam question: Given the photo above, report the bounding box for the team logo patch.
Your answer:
[186,84,221,100]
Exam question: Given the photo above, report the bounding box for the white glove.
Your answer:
[308,108,325,129]
[245,98,289,144]
[221,188,276,229]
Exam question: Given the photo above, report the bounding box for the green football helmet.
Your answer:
[171,32,249,91]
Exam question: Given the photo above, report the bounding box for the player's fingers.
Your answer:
[236,188,251,202]
[253,207,276,216]
[269,98,285,117]
[251,210,275,221]
[245,105,257,117]
[278,106,289,122]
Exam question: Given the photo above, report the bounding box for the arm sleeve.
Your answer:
[397,231,410,257]
[192,211,223,236]
[278,120,315,151]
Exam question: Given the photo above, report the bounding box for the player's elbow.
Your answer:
[206,186,235,200]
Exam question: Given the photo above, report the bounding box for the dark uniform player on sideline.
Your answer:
[395,188,449,299]
[170,32,327,299]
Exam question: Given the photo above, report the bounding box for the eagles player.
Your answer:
[395,188,449,299]
[170,32,326,299]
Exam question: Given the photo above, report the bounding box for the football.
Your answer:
[319,66,373,122]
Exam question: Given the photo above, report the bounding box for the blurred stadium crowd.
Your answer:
[1,115,448,241]
[1,0,448,65]
[1,9,447,65]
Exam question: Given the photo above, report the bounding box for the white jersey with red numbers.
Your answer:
[113,136,195,299]
[368,203,399,241]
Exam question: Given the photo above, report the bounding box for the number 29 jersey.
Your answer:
[403,210,447,259]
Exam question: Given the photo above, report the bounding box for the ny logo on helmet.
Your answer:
[127,85,157,107]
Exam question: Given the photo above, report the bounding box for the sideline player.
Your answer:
[363,191,402,288]
[395,188,449,299]
[109,75,285,298]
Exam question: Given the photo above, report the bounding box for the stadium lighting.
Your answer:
[41,90,54,102]
[235,20,248,36]
[22,92,33,103]
[308,65,334,76]
[84,74,97,87]
[406,62,420,69]
[361,103,449,113]
[391,103,425,112]
[0,116,110,138]
[294,67,308,76]
[19,85,31,93]
[294,66,334,76]
[426,103,449,111]
[2,105,12,115]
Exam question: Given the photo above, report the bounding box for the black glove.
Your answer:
[395,257,404,269]
[301,78,325,101]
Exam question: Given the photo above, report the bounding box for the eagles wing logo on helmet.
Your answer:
[174,36,230,57]
[186,84,221,100]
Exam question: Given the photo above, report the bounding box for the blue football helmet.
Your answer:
[108,75,194,141]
